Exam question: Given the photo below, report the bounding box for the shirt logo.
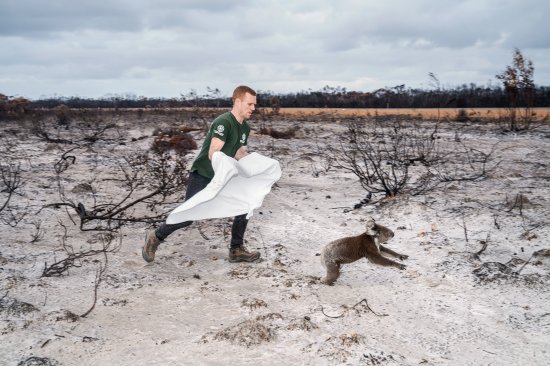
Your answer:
[215,125,225,136]
[240,133,246,144]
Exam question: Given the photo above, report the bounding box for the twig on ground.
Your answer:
[321,298,388,318]
[458,214,469,244]
[42,228,120,277]
[80,255,107,318]
[221,222,229,240]
[473,232,490,260]
[80,232,120,317]
[256,228,269,264]
[449,231,491,261]
[29,220,45,243]
[197,225,210,240]
[513,253,534,276]
[493,214,500,230]
[54,146,78,173]
[40,339,51,348]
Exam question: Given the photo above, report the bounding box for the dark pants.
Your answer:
[155,171,248,248]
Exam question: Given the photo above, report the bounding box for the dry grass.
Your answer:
[274,107,550,121]
[47,106,550,122]
[211,313,283,347]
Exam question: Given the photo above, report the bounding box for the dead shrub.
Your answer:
[333,119,499,198]
[214,320,273,347]
[455,109,470,122]
[338,332,365,347]
[258,126,297,139]
[0,296,38,317]
[241,298,268,310]
[333,120,441,197]
[0,95,31,120]
[151,128,197,154]
[318,332,366,363]
[17,357,61,366]
[0,161,25,226]
[152,126,198,136]
[46,152,187,230]
[54,104,70,125]
[207,313,283,347]
[287,316,318,331]
[505,193,533,213]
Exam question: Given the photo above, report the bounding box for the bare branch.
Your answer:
[42,231,121,277]
[45,152,187,230]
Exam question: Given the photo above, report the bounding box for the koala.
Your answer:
[320,218,408,285]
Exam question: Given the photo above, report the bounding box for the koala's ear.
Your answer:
[366,218,376,229]
[365,219,378,236]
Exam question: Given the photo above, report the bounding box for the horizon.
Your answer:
[5,81,550,102]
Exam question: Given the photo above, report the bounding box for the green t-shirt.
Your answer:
[190,111,250,178]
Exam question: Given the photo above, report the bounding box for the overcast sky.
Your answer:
[1,0,549,100]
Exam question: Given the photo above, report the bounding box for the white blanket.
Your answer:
[166,151,281,224]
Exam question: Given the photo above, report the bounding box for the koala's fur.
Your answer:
[320,218,408,285]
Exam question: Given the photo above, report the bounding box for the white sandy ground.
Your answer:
[1,113,549,365]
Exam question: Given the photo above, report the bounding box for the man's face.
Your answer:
[236,93,256,120]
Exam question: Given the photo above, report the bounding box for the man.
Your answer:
[142,85,261,263]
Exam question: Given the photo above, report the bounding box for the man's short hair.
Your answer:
[232,85,256,104]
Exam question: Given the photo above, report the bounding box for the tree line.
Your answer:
[16,83,548,110]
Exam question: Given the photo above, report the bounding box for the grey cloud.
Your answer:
[0,1,141,37]
[1,0,549,99]
[0,0,250,37]
[310,0,550,50]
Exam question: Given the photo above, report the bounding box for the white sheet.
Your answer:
[165,151,281,224]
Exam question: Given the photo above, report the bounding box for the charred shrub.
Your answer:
[455,109,470,122]
[258,126,297,139]
[151,127,197,154]
[54,104,70,125]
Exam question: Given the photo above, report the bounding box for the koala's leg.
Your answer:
[379,244,409,260]
[320,261,340,285]
[367,253,406,270]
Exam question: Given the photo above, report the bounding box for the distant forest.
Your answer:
[27,84,550,110]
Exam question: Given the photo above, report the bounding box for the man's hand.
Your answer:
[234,146,249,160]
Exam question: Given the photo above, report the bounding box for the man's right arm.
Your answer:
[208,137,225,160]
